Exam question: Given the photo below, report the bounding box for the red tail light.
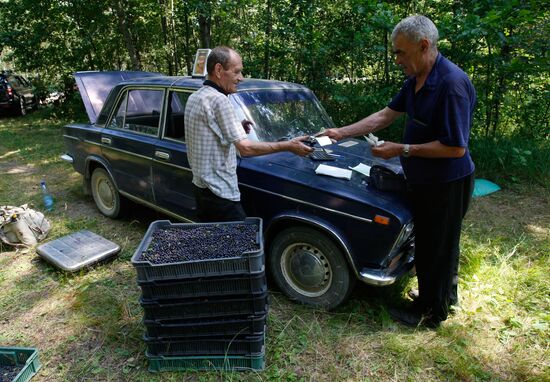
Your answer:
[7,86,13,96]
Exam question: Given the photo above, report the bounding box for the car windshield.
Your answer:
[231,89,335,142]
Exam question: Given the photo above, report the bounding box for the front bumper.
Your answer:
[359,241,415,286]
[60,154,74,164]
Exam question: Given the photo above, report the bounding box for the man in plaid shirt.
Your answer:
[185,46,313,222]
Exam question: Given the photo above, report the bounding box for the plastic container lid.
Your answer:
[36,230,120,271]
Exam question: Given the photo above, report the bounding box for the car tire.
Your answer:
[18,97,26,116]
[90,168,123,218]
[269,226,355,310]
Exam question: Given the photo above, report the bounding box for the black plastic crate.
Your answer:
[144,333,265,356]
[139,272,267,301]
[146,352,265,372]
[144,313,267,338]
[140,293,269,321]
[132,218,264,283]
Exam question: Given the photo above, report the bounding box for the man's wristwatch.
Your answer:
[402,144,410,157]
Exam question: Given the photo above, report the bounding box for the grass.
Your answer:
[0,109,549,381]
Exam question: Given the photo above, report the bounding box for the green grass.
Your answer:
[0,109,549,381]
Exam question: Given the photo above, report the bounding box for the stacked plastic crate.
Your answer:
[131,218,267,372]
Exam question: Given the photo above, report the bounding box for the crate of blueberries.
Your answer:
[140,292,269,321]
[147,353,265,372]
[143,313,267,339]
[144,331,265,356]
[0,347,41,382]
[138,272,267,301]
[131,218,264,283]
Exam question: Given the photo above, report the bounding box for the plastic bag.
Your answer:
[0,204,51,248]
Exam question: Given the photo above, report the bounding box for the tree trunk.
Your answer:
[263,0,272,78]
[183,2,192,74]
[158,0,173,75]
[113,0,141,70]
[170,0,179,74]
[484,41,493,137]
[491,43,510,136]
[383,30,389,85]
[198,10,211,49]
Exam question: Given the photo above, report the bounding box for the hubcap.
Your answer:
[280,243,332,297]
[97,178,114,210]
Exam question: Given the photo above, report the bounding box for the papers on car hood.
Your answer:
[315,164,352,180]
[314,136,332,146]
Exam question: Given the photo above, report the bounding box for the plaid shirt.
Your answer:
[185,84,247,201]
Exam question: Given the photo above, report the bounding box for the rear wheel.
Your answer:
[90,168,123,218]
[269,226,355,310]
[18,98,26,116]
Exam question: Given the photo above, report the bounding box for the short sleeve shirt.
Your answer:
[388,54,476,184]
[185,83,247,201]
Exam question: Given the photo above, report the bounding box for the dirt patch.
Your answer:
[0,161,35,175]
[466,184,550,241]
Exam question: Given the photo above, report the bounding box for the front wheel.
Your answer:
[269,226,355,310]
[90,168,123,218]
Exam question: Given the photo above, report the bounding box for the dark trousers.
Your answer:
[193,185,247,223]
[408,173,474,322]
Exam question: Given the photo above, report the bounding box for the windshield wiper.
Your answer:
[277,133,293,142]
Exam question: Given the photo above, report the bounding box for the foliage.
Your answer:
[0,0,548,142]
[469,133,550,188]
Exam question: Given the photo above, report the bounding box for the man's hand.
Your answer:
[318,128,343,141]
[288,136,315,156]
[241,119,254,134]
[371,141,403,159]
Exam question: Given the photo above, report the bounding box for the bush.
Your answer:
[470,134,550,188]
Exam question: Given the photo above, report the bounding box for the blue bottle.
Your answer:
[40,180,54,211]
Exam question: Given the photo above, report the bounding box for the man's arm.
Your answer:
[321,107,403,141]
[234,136,313,157]
[371,140,466,160]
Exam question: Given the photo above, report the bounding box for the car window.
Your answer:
[164,91,190,141]
[17,76,30,87]
[108,88,164,136]
[7,75,22,87]
[232,90,335,142]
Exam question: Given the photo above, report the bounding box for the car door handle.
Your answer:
[101,137,112,145]
[155,151,170,160]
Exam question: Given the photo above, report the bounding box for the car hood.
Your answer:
[74,71,160,124]
[240,138,410,219]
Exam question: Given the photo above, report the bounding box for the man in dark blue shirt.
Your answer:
[323,15,475,328]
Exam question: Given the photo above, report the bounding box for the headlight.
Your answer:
[393,221,414,253]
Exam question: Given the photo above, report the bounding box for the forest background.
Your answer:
[0,0,549,182]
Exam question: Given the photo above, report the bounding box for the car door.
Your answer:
[151,90,198,220]
[101,87,164,203]
[7,75,30,105]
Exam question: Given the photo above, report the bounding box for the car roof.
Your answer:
[75,71,311,124]
[118,75,310,92]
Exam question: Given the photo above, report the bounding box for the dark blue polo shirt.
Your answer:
[388,54,476,184]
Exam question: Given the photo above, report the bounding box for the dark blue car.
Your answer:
[62,71,414,309]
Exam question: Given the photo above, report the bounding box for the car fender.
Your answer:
[84,155,118,190]
[264,212,360,278]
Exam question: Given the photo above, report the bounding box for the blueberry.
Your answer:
[140,224,259,264]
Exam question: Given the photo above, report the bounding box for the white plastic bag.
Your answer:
[0,204,51,248]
